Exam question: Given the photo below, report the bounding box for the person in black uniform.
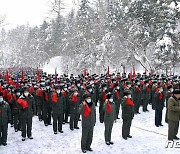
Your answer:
[0,92,11,146]
[17,87,36,141]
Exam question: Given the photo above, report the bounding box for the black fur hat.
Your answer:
[106,92,112,99]
[173,89,180,94]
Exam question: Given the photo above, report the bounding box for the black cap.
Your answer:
[23,86,29,92]
[86,85,92,90]
[15,88,20,93]
[54,84,60,90]
[114,83,119,87]
[101,83,107,88]
[83,94,91,100]
[167,85,173,89]
[124,90,131,96]
[173,89,180,94]
[106,92,112,99]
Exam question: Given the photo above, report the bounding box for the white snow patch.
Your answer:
[42,56,63,75]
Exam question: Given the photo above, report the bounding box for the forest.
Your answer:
[0,0,180,75]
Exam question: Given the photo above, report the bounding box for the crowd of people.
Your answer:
[0,70,180,153]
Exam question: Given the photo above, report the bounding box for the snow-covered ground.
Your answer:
[1,105,179,154]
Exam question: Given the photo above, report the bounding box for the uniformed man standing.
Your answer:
[121,91,134,140]
[51,85,65,134]
[133,81,142,114]
[69,88,81,130]
[43,83,52,126]
[154,86,165,127]
[10,89,21,132]
[104,93,116,145]
[79,94,96,153]
[168,89,180,141]
[99,84,108,123]
[165,85,173,123]
[142,80,151,112]
[17,87,36,141]
[113,83,121,119]
[36,86,43,121]
[0,92,11,146]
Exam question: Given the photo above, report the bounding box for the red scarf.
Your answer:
[115,90,120,99]
[13,94,17,102]
[155,87,159,92]
[137,87,141,92]
[52,92,58,103]
[44,92,49,102]
[17,98,29,109]
[0,86,2,92]
[126,98,134,106]
[29,86,35,95]
[102,92,107,101]
[36,89,42,97]
[3,89,8,98]
[7,93,12,103]
[106,101,112,113]
[158,92,163,100]
[71,94,78,102]
[110,83,115,90]
[149,81,152,86]
[146,87,150,92]
[141,81,144,85]
[83,104,91,118]
[62,91,67,97]
[163,84,167,89]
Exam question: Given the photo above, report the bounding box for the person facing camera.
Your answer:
[121,91,134,140]
[104,92,116,145]
[79,94,96,153]
[0,92,11,146]
[167,89,180,141]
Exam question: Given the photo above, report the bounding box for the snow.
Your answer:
[1,105,179,154]
[156,35,173,47]
[42,56,63,75]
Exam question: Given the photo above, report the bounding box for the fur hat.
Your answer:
[173,89,180,94]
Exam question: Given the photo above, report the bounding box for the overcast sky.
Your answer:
[0,0,76,28]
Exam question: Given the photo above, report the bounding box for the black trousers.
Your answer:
[70,113,79,129]
[115,101,121,118]
[99,109,104,123]
[0,122,8,144]
[122,119,132,138]
[155,109,162,126]
[10,108,14,125]
[21,117,32,138]
[37,105,43,121]
[13,113,19,130]
[43,107,52,125]
[143,99,149,111]
[165,109,168,123]
[104,121,114,142]
[81,127,94,150]
[134,99,141,113]
[52,113,63,132]
[64,113,69,123]
[168,120,179,140]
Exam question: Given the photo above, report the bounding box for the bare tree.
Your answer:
[48,0,66,18]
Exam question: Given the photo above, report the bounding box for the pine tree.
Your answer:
[153,0,180,73]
